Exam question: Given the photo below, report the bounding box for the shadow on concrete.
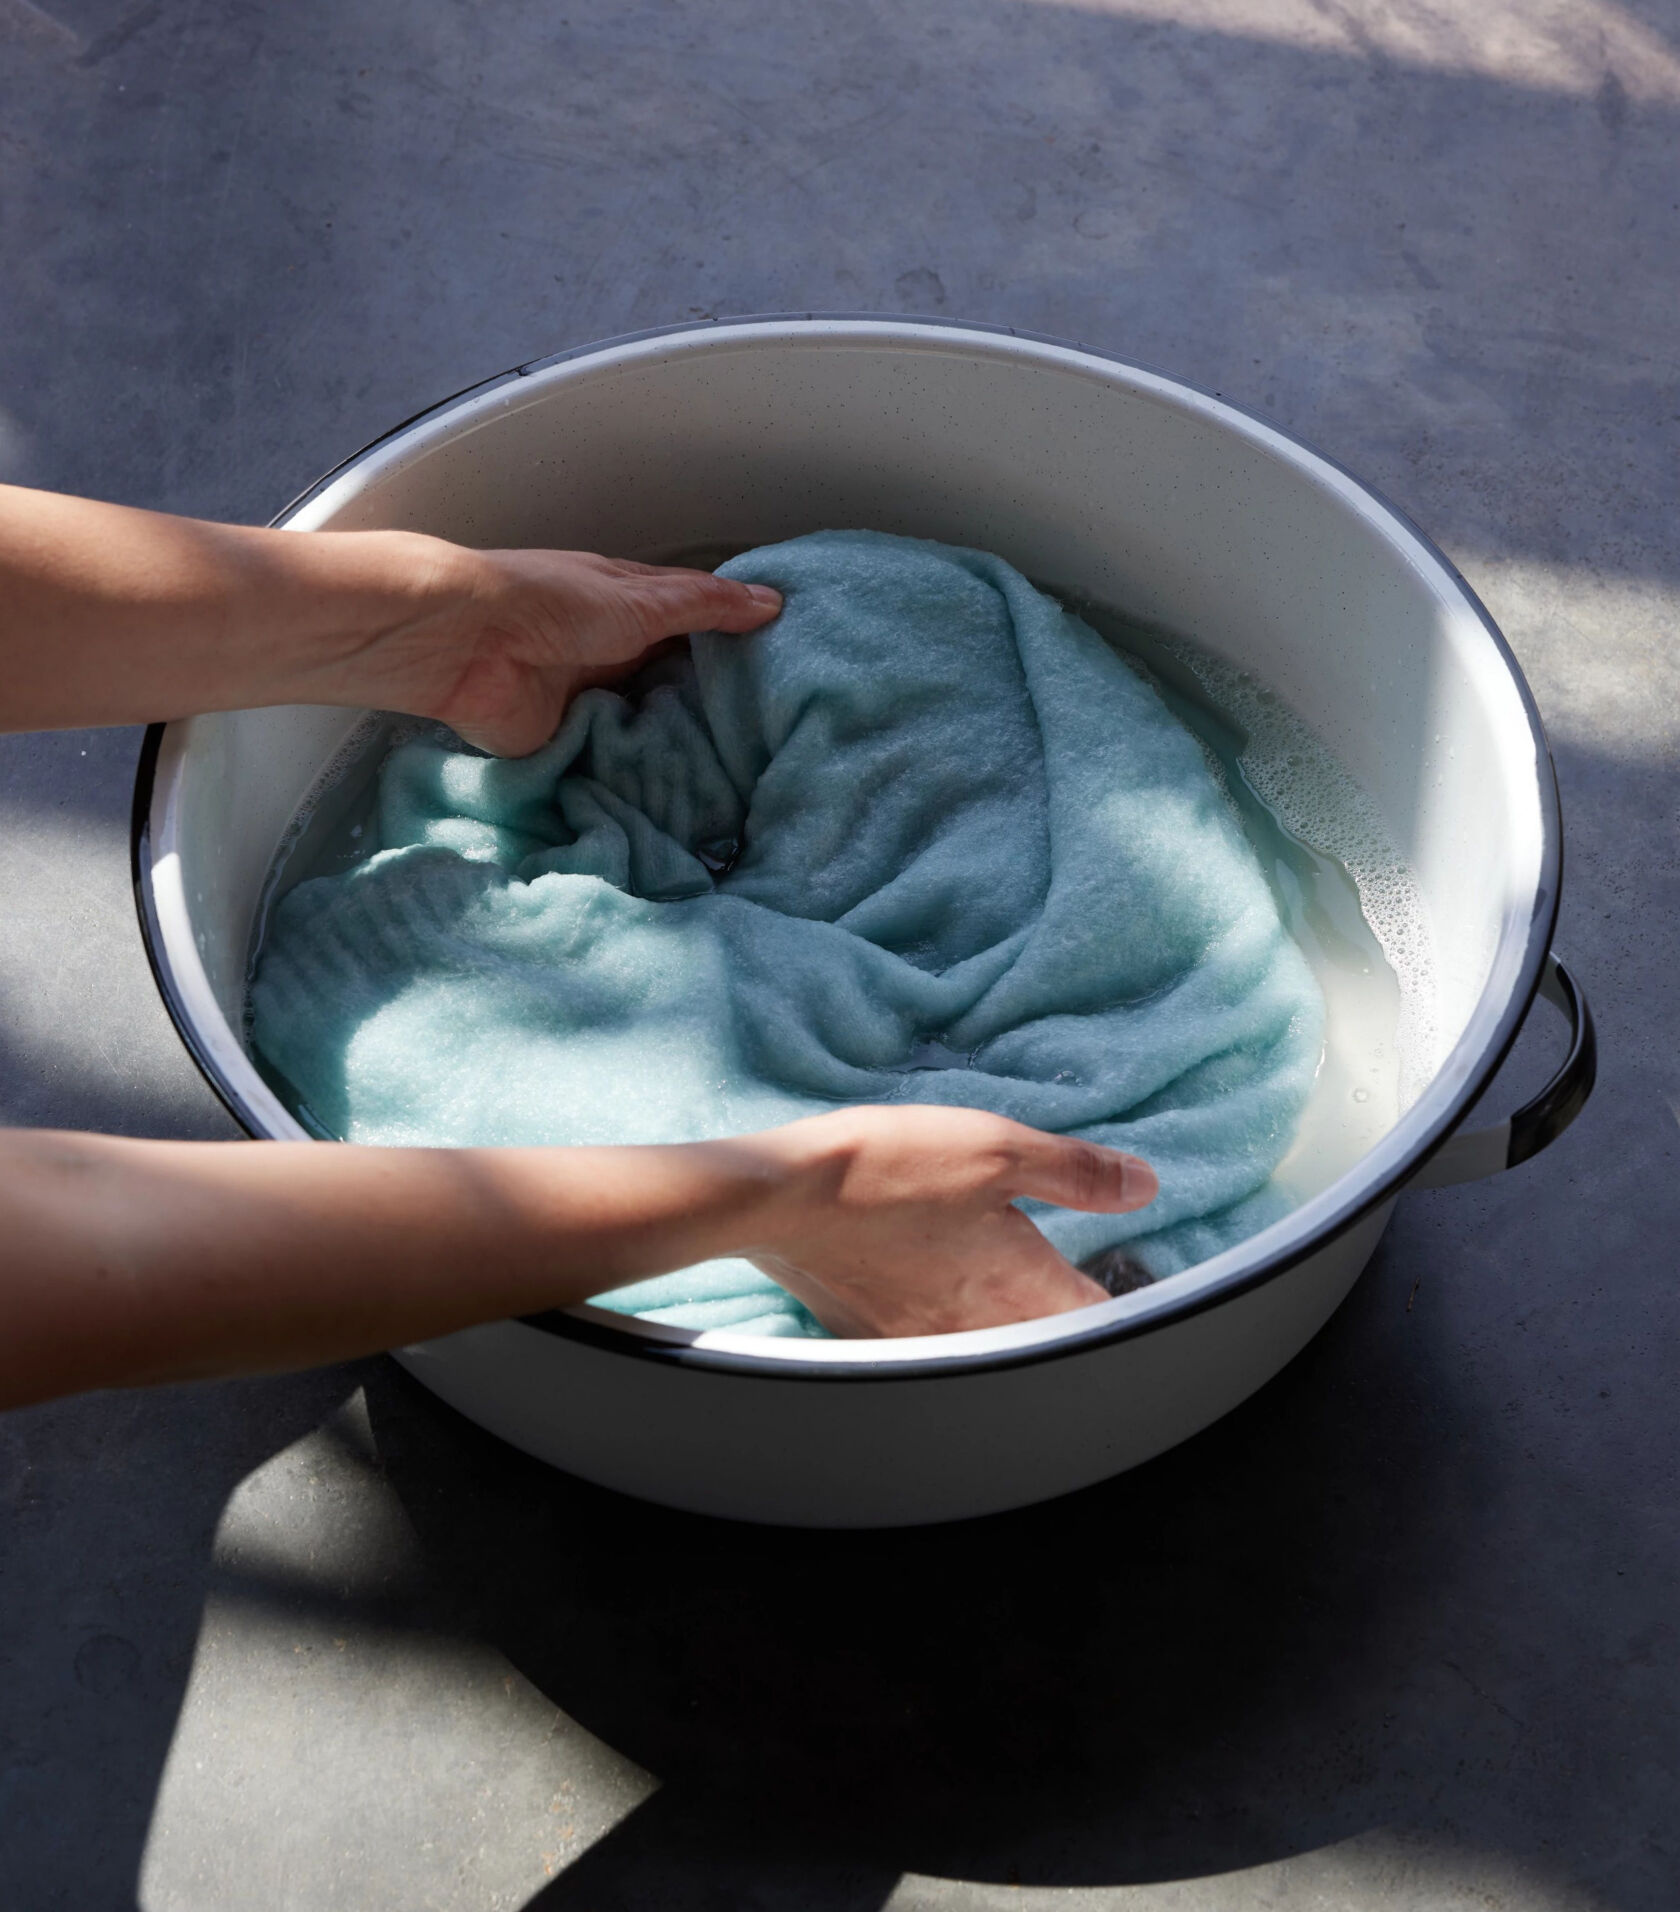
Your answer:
[0,727,148,826]
[3,0,1678,604]
[334,727,1678,1909]
[0,1364,377,1911]
[1,713,1673,1908]
[352,1215,1523,1902]
[0,1008,236,1141]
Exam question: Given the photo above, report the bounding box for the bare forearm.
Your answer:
[0,484,474,731]
[0,1128,789,1408]
[0,1109,1153,1407]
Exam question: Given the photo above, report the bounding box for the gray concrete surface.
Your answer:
[1,1,1677,1906]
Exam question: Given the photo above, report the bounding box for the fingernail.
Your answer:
[1122,1155,1160,1204]
[746,584,782,610]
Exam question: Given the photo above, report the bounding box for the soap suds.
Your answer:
[1165,644,1441,1109]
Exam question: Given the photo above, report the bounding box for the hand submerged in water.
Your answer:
[0,1105,1158,1408]
[368,547,784,756]
[737,1105,1160,1337]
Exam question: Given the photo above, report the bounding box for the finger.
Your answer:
[625,570,781,640]
[1009,1131,1159,1214]
[985,1219,1116,1318]
[754,1218,1110,1338]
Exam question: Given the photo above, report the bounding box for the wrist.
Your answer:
[272,527,487,705]
[701,1118,851,1266]
[642,1133,810,1273]
[493,1135,801,1298]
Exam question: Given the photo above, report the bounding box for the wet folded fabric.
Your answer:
[250,530,1324,1337]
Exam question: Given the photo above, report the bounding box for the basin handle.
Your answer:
[1408,952,1596,1189]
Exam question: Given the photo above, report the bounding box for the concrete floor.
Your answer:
[1,0,1677,1905]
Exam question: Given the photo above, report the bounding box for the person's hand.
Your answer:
[365,547,782,756]
[0,488,784,742]
[737,1105,1159,1338]
[0,1103,1160,1408]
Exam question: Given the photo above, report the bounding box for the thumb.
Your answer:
[1009,1131,1159,1214]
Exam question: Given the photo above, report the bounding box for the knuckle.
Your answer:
[1062,1139,1105,1205]
[979,1122,1030,1186]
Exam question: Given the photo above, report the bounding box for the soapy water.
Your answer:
[1059,597,1438,1209]
[248,596,1436,1215]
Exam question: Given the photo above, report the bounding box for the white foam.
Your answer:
[1167,643,1442,1111]
[277,713,388,851]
